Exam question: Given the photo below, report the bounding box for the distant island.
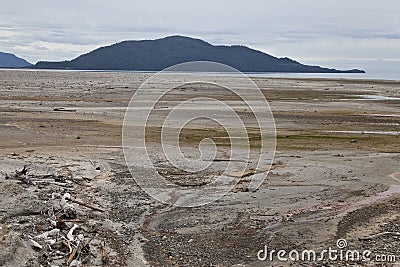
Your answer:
[0,52,32,68]
[32,36,364,73]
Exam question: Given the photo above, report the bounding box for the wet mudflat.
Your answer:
[0,70,399,266]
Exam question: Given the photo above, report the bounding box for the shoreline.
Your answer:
[1,68,399,82]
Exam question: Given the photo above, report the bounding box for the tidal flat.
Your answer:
[0,70,399,266]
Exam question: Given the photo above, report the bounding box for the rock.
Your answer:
[63,205,77,219]
[28,239,42,250]
[69,259,82,267]
[61,193,77,219]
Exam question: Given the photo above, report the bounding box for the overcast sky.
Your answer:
[1,0,399,70]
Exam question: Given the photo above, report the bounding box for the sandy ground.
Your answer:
[0,70,399,266]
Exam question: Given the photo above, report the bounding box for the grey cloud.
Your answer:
[0,0,399,64]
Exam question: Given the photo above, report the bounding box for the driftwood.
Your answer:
[35,229,60,239]
[66,242,81,265]
[6,167,74,189]
[67,224,79,241]
[101,240,108,263]
[8,210,41,218]
[1,224,8,241]
[28,239,43,250]
[65,197,106,213]
[18,165,29,175]
[5,165,30,182]
[53,107,77,112]
[62,239,73,254]
[59,219,86,223]
[3,165,110,265]
[359,231,400,240]
[65,224,85,266]
[51,181,74,188]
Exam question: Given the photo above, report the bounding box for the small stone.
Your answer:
[69,259,82,267]
[63,204,77,219]
[28,239,42,250]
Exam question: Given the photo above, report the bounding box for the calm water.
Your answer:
[6,59,400,81]
[247,72,400,81]
[247,60,400,81]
